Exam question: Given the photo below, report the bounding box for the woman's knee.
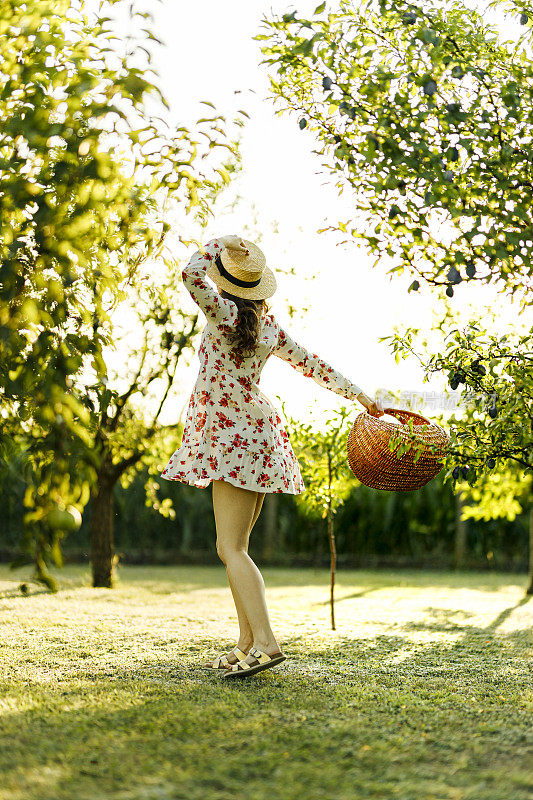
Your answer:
[216,538,246,565]
[212,481,257,563]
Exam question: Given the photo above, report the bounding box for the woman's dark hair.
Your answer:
[219,288,270,358]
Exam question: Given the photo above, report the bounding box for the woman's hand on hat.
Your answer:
[217,234,249,255]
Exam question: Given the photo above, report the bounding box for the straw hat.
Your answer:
[206,238,277,300]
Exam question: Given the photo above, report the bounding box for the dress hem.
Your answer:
[161,438,306,495]
[160,471,305,495]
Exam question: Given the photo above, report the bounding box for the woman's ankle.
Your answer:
[237,636,253,652]
[253,637,280,654]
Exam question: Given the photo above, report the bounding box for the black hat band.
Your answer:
[215,253,261,288]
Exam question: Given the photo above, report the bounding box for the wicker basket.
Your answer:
[347,407,449,492]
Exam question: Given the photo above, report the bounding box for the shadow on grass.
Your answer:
[0,572,531,795]
[1,621,531,800]
[0,585,52,600]
[399,595,532,638]
[318,587,382,604]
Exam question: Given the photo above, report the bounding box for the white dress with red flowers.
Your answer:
[160,238,364,494]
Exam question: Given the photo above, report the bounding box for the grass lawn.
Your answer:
[0,564,531,800]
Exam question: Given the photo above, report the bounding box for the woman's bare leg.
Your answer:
[204,485,266,666]
[212,480,281,657]
[226,491,266,650]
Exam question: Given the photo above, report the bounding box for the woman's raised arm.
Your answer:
[181,238,238,327]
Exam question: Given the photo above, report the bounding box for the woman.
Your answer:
[161,234,384,679]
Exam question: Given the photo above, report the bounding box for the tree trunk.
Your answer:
[527,485,533,595]
[454,489,467,569]
[262,492,279,560]
[90,474,115,588]
[328,503,336,631]
[326,449,336,630]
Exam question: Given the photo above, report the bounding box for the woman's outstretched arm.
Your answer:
[181,238,238,327]
[271,321,364,401]
[271,321,384,415]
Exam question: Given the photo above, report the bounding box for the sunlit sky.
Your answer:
[93,0,531,428]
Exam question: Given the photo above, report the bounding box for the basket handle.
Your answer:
[382,407,433,426]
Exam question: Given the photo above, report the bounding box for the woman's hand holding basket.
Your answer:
[356,391,385,418]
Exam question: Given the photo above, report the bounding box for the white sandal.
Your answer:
[204,646,249,670]
[222,646,286,679]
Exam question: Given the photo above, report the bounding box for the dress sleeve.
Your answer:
[181,238,238,328]
[271,321,363,401]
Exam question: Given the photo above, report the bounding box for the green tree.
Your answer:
[257,0,531,305]
[285,403,356,629]
[383,310,533,587]
[257,0,532,586]
[84,252,199,587]
[382,314,533,480]
[457,465,533,591]
[0,0,245,588]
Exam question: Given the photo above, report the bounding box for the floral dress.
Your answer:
[160,238,364,494]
